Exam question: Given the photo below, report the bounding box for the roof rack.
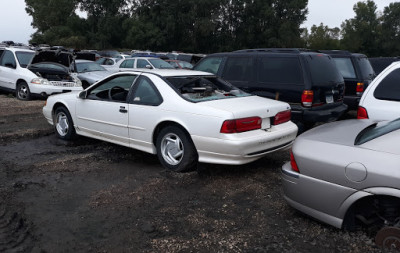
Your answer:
[233,48,311,54]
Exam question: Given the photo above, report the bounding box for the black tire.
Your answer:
[156,126,198,172]
[16,81,31,100]
[54,106,76,140]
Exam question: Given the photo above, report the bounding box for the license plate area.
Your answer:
[326,94,333,104]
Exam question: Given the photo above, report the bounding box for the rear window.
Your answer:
[358,57,375,79]
[148,58,174,69]
[258,57,303,84]
[333,57,356,79]
[306,55,343,84]
[166,76,251,102]
[374,68,400,102]
[355,118,400,145]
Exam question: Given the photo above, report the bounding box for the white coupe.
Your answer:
[43,69,298,172]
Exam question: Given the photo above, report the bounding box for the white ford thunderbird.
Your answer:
[43,69,298,172]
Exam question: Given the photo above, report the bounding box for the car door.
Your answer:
[127,75,163,153]
[0,50,18,89]
[75,74,138,146]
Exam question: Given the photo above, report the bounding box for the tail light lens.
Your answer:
[357,106,369,119]
[290,150,300,173]
[272,110,291,125]
[221,117,262,133]
[301,90,313,107]
[356,82,364,96]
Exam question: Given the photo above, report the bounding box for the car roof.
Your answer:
[121,69,213,77]
[2,47,34,53]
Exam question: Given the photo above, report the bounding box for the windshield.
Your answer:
[307,54,344,85]
[355,118,400,145]
[76,62,106,73]
[166,76,251,102]
[358,57,375,79]
[148,59,174,69]
[16,51,34,68]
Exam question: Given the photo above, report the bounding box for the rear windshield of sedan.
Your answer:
[306,54,344,85]
[355,118,400,145]
[166,76,251,102]
[148,59,174,69]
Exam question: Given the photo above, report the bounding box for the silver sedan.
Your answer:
[281,118,400,251]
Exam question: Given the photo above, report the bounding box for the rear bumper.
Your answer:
[291,103,348,124]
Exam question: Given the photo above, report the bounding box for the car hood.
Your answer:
[201,95,291,119]
[30,50,74,68]
[298,119,376,146]
[78,71,111,81]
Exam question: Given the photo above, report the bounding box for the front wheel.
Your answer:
[54,107,76,140]
[156,126,198,172]
[16,82,31,100]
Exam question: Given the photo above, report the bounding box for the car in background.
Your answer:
[75,60,114,89]
[95,57,121,70]
[0,48,82,100]
[319,50,375,110]
[369,57,400,75]
[194,48,347,132]
[166,60,193,69]
[282,118,400,251]
[116,57,174,70]
[357,61,400,121]
[43,69,298,172]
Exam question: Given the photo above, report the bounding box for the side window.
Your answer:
[137,59,148,68]
[222,57,253,81]
[120,59,134,68]
[87,74,137,101]
[130,76,163,106]
[258,57,303,84]
[0,50,16,68]
[374,68,400,102]
[194,57,223,74]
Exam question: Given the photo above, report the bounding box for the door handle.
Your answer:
[119,106,127,113]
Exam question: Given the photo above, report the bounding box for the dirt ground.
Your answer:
[0,93,382,252]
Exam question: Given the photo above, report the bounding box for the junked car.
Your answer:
[43,69,298,172]
[75,59,114,89]
[282,118,400,251]
[0,48,82,100]
[116,57,174,71]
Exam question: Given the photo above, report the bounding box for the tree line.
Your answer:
[25,0,400,57]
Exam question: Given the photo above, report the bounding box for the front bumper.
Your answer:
[29,83,83,97]
[281,162,356,229]
[192,121,298,165]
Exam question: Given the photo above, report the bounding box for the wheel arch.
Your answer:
[152,120,193,148]
[52,102,72,122]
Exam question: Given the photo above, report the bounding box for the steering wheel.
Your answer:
[108,86,126,100]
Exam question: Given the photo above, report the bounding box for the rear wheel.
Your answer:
[156,126,198,172]
[54,106,76,140]
[16,81,31,100]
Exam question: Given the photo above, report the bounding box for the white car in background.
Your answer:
[358,61,400,120]
[0,48,82,100]
[115,57,174,71]
[43,69,298,172]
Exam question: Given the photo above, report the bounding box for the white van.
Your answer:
[358,61,400,120]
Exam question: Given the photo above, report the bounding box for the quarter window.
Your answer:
[130,76,162,105]
[374,68,400,101]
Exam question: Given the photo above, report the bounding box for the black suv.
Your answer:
[318,50,375,110]
[194,48,347,130]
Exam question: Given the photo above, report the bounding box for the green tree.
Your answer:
[381,2,400,56]
[340,0,380,56]
[306,23,340,49]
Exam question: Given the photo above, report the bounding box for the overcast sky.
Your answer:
[0,0,395,45]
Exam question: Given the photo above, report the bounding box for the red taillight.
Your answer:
[273,110,291,125]
[356,82,364,96]
[301,90,314,107]
[357,106,369,119]
[220,117,262,133]
[290,150,300,173]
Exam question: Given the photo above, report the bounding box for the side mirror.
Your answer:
[78,90,87,99]
[5,63,16,69]
[145,65,153,69]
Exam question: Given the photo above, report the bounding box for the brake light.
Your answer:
[290,150,300,173]
[356,82,364,96]
[301,90,313,107]
[273,110,291,125]
[220,117,262,133]
[357,106,369,119]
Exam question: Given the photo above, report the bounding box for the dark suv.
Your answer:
[318,50,375,110]
[194,48,347,130]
